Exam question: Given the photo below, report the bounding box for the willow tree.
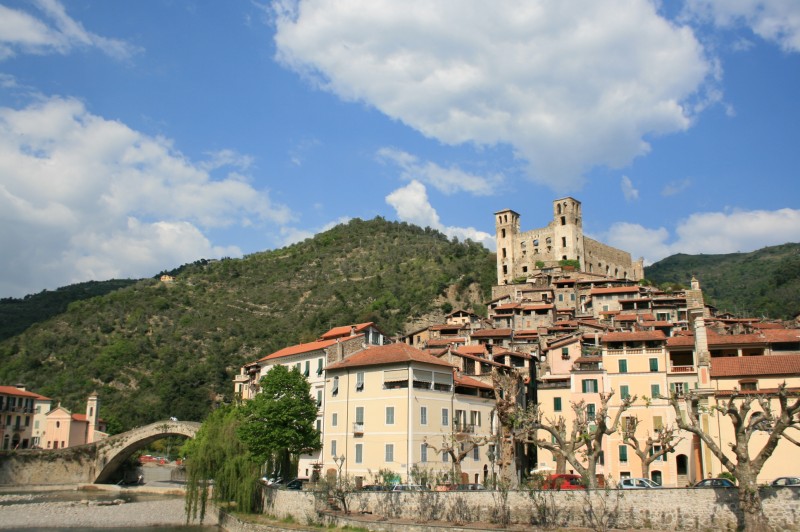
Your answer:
[184,405,261,523]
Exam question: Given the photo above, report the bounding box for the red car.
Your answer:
[542,474,586,490]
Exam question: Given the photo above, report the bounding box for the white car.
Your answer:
[618,478,661,489]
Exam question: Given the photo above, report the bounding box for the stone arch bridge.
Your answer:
[0,420,200,486]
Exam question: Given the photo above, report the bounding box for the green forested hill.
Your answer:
[0,218,495,432]
[644,243,800,319]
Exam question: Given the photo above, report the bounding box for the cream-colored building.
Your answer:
[0,386,51,450]
[323,343,496,486]
[44,394,107,449]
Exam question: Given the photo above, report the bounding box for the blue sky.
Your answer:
[1,0,799,298]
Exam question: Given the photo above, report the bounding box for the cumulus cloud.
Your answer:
[279,216,352,246]
[602,207,800,264]
[0,96,292,297]
[684,0,800,53]
[273,0,712,190]
[661,178,692,196]
[0,0,139,61]
[385,180,493,247]
[620,175,639,202]
[377,147,502,196]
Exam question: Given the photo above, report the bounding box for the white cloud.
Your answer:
[602,207,800,265]
[273,0,712,190]
[279,216,352,246]
[0,0,139,61]
[620,175,639,202]
[661,178,692,196]
[0,96,293,297]
[684,0,800,53]
[377,147,502,196]
[385,180,493,247]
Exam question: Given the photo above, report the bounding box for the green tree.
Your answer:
[238,365,321,478]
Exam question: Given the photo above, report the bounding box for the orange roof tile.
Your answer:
[455,374,493,390]
[471,328,512,338]
[711,354,800,378]
[457,345,488,355]
[0,386,50,400]
[603,331,666,343]
[326,343,455,371]
[320,322,375,340]
[427,337,466,347]
[259,338,343,362]
[761,329,800,343]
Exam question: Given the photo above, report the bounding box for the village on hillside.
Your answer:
[234,197,800,489]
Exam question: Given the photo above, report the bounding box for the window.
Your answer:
[554,397,562,412]
[316,419,321,432]
[295,362,301,373]
[332,413,338,427]
[620,385,630,400]
[355,443,363,463]
[582,379,598,393]
[331,440,337,457]
[385,444,394,462]
[441,408,449,426]
[650,445,666,462]
[470,411,481,427]
[317,358,324,375]
[670,382,688,396]
[651,384,660,398]
[618,359,628,373]
[420,406,427,425]
[421,444,428,463]
[442,451,449,462]
[649,358,659,372]
[355,406,364,424]
[561,347,570,359]
[356,371,365,391]
[653,416,663,431]
[571,293,575,301]
[586,403,596,420]
[386,406,395,425]
[304,360,310,377]
[317,390,322,407]
[739,380,758,391]
[332,376,339,396]
[559,294,564,302]
[473,446,480,461]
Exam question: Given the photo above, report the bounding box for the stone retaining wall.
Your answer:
[259,486,800,531]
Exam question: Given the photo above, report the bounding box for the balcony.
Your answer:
[537,380,570,390]
[352,422,364,435]
[453,422,475,434]
[669,364,696,374]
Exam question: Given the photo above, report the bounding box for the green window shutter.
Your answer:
[670,382,676,395]
[619,360,628,373]
[651,384,660,398]
[649,358,658,372]
[621,385,630,399]
[582,380,588,393]
[619,445,627,462]
[554,397,562,412]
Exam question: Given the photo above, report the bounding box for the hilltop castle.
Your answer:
[494,197,644,284]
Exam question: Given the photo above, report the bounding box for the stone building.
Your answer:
[494,197,644,285]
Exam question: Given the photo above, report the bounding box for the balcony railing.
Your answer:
[537,380,570,389]
[453,422,475,434]
[669,365,696,374]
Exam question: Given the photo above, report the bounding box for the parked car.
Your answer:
[772,477,800,487]
[694,478,735,488]
[542,474,585,490]
[618,478,661,489]
[284,478,309,490]
[391,484,423,491]
[455,483,486,491]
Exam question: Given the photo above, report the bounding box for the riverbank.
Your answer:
[0,483,219,529]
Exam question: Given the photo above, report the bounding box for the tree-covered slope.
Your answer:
[0,218,496,431]
[644,243,800,319]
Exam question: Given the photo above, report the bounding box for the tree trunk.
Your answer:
[640,461,650,480]
[555,454,567,474]
[739,483,769,532]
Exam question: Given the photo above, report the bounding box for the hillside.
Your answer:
[644,243,800,319]
[0,218,496,432]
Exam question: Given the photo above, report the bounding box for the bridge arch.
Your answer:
[94,420,200,483]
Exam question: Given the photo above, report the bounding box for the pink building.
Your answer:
[44,394,107,449]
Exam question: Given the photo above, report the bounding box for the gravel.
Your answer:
[0,490,219,529]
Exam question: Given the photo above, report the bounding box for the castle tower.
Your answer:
[85,393,99,444]
[495,209,520,285]
[551,197,585,269]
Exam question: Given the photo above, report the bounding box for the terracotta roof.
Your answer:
[751,323,786,330]
[667,332,774,348]
[640,321,674,328]
[0,386,50,400]
[72,413,88,422]
[259,338,343,362]
[427,337,466,347]
[615,314,639,321]
[761,329,800,343]
[512,329,539,337]
[603,331,666,343]
[457,345,488,355]
[494,303,521,311]
[320,322,375,340]
[522,304,554,311]
[470,328,512,338]
[455,374,493,390]
[711,354,800,378]
[429,324,464,331]
[590,286,641,295]
[450,349,506,367]
[325,343,455,371]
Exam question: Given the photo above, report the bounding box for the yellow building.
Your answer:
[323,343,496,486]
[0,386,51,450]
